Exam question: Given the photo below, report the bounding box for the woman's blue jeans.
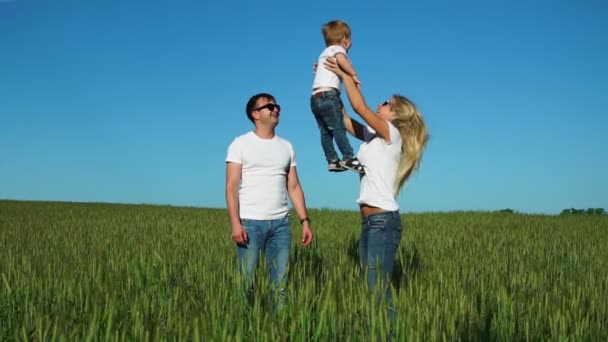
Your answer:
[359,210,403,317]
[236,216,291,309]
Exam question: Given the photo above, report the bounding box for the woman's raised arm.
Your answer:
[324,58,391,142]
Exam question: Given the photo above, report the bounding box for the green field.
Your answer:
[1,200,607,341]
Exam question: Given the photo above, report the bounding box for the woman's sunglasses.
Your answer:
[254,103,281,113]
[381,99,392,107]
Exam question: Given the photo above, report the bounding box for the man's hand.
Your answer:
[301,223,313,247]
[231,224,248,246]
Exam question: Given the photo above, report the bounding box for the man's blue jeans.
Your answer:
[236,216,291,309]
[359,210,403,317]
[310,90,354,162]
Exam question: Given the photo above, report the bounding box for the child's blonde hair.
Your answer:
[322,20,351,46]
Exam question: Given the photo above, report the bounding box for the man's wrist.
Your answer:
[299,217,311,224]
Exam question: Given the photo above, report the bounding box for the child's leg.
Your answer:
[310,95,340,162]
[329,98,354,159]
[325,98,364,173]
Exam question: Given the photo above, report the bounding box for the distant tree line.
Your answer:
[560,208,606,216]
[497,208,606,215]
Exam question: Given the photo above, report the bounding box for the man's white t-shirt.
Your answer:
[226,131,296,220]
[356,122,403,211]
[312,45,348,92]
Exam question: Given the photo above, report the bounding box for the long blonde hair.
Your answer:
[390,95,429,195]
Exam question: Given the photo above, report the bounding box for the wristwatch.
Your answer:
[300,217,311,224]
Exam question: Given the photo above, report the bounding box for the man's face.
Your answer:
[252,98,281,126]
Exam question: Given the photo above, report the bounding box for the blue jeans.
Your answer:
[359,210,402,318]
[236,216,292,309]
[310,90,354,162]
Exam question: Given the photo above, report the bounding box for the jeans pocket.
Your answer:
[391,218,403,245]
[364,216,387,233]
[240,219,262,234]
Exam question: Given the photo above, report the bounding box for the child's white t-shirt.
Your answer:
[226,131,296,220]
[312,45,348,92]
[356,122,403,211]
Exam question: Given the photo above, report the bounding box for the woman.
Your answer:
[325,58,429,313]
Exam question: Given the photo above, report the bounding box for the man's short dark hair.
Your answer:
[246,93,276,123]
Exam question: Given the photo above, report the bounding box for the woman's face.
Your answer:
[376,98,396,121]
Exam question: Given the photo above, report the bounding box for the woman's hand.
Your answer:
[324,57,346,78]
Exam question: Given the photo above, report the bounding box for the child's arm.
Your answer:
[334,53,361,86]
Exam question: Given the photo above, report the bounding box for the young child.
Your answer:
[310,19,365,174]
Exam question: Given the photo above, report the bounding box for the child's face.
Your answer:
[342,36,352,51]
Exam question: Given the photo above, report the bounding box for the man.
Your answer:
[225,93,314,308]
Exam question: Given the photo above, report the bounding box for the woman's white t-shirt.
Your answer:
[356,121,402,211]
[226,132,296,220]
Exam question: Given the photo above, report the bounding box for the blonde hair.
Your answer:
[321,20,351,46]
[390,95,429,195]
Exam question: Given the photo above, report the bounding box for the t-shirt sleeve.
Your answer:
[329,45,347,58]
[289,143,297,167]
[363,122,399,145]
[226,138,242,164]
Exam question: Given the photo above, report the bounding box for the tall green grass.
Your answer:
[1,200,607,340]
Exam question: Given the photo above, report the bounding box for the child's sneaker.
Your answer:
[340,157,365,174]
[328,160,347,172]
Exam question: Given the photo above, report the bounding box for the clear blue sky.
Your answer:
[1,1,607,214]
